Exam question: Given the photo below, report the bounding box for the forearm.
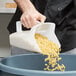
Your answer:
[14,0,36,13]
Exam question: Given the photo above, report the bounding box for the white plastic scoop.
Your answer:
[9,21,61,53]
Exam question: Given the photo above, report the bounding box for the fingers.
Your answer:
[37,14,46,23]
[20,13,46,28]
[20,15,31,28]
[20,15,37,28]
[41,15,46,22]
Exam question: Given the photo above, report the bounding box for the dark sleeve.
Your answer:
[44,0,76,52]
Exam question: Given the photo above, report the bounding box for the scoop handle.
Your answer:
[16,21,22,32]
[16,21,41,33]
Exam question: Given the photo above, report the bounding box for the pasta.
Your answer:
[35,33,65,71]
[5,3,17,8]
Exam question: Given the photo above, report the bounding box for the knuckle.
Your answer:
[25,15,30,19]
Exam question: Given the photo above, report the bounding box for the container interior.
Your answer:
[1,54,76,71]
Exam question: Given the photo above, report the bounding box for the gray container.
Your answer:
[0,54,76,76]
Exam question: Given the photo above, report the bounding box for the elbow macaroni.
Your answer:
[35,33,65,71]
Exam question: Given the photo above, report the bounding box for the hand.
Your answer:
[20,8,46,28]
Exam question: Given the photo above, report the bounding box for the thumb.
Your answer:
[38,15,46,22]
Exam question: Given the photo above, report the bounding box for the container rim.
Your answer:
[0,54,76,75]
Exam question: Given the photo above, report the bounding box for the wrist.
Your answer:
[22,0,36,13]
[14,0,36,13]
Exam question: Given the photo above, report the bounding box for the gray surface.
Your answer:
[11,46,76,55]
[63,48,76,54]
[0,13,13,57]
[11,46,35,55]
